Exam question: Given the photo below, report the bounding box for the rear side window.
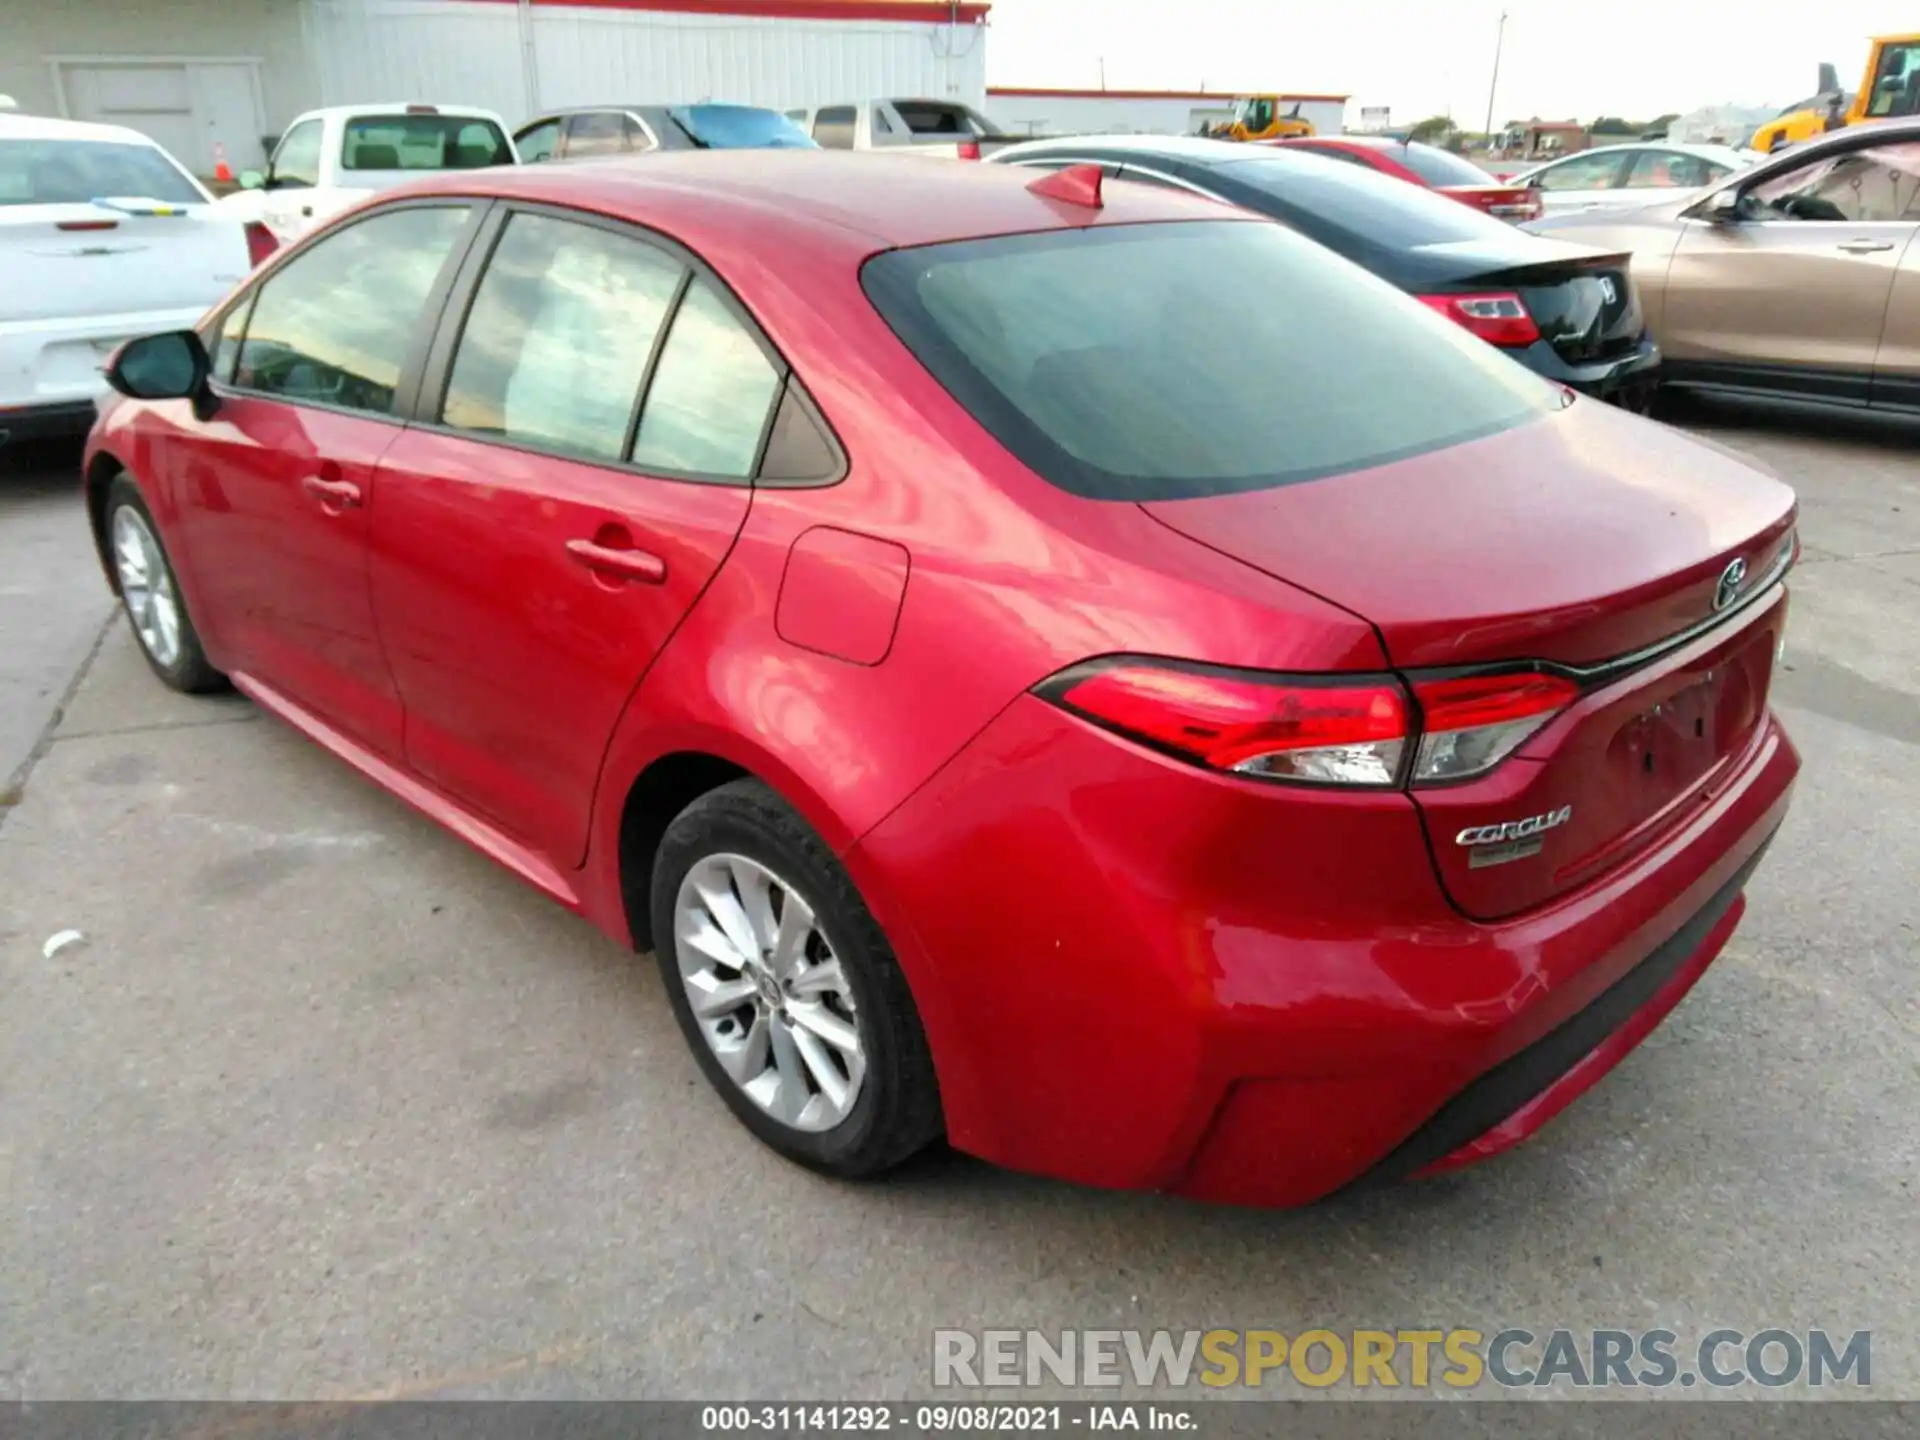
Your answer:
[232,205,471,415]
[1398,143,1495,187]
[564,112,630,159]
[441,212,685,461]
[813,106,857,149]
[632,280,782,478]
[341,115,511,171]
[0,138,203,207]
[862,220,1558,501]
[270,120,323,188]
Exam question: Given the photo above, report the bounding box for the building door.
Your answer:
[61,61,265,177]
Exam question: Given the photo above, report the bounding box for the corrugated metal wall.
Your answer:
[985,93,1348,141]
[305,0,988,126]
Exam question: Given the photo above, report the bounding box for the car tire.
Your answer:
[105,473,227,694]
[651,778,942,1178]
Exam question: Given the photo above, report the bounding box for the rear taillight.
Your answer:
[1410,672,1580,782]
[1417,292,1540,348]
[1036,659,1410,787]
[57,218,118,232]
[244,221,279,267]
[1488,200,1543,221]
[1037,658,1583,789]
[957,139,982,161]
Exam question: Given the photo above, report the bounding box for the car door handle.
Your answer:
[1837,239,1896,253]
[301,474,362,509]
[566,537,667,585]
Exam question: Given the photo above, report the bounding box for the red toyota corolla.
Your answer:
[83,152,1799,1206]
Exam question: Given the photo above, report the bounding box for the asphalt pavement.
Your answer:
[0,401,1914,1402]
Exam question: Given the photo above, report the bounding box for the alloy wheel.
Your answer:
[111,506,182,669]
[672,853,867,1133]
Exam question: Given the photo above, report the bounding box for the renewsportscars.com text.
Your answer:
[932,1328,1872,1391]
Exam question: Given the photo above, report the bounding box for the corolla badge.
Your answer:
[1456,805,1574,847]
[1713,557,1749,613]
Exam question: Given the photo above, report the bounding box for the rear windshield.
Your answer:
[341,115,512,171]
[1219,154,1515,248]
[894,101,1004,138]
[1398,142,1495,187]
[667,105,817,150]
[862,220,1558,502]
[0,138,203,207]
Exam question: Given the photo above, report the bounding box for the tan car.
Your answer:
[1526,117,1920,412]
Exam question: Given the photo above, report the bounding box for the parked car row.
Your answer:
[78,125,1809,1205]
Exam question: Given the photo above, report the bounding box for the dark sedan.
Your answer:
[514,103,817,162]
[988,135,1660,409]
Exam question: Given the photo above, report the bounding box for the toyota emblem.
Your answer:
[1713,557,1748,612]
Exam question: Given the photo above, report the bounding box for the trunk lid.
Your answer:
[0,200,248,323]
[1420,241,1643,365]
[1142,399,1797,918]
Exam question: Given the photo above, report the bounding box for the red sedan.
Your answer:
[84,154,1797,1206]
[1269,134,1545,222]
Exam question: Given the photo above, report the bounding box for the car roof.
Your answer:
[393,148,1245,255]
[292,103,508,123]
[0,112,164,147]
[1532,140,1745,162]
[994,134,1267,171]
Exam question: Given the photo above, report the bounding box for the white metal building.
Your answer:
[985,87,1348,140]
[1,0,990,177]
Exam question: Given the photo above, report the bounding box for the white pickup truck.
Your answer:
[220,103,518,244]
[783,98,1019,160]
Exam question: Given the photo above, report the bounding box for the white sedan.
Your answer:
[1512,142,1754,214]
[1,112,266,446]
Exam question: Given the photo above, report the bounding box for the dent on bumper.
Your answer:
[853,697,1799,1208]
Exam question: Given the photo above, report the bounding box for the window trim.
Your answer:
[409,198,845,488]
[202,197,492,428]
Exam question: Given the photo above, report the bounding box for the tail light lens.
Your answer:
[1036,658,1584,789]
[1036,660,1409,787]
[244,221,279,267]
[957,139,982,161]
[1410,672,1580,782]
[1417,292,1540,348]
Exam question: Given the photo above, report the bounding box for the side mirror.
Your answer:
[105,331,218,419]
[1701,187,1745,223]
[238,169,266,190]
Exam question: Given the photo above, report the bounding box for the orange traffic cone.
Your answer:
[212,142,233,184]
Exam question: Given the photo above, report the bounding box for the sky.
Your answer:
[981,0,1916,127]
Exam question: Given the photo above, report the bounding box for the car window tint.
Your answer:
[1398,143,1494,187]
[1750,141,1920,222]
[1294,144,1375,169]
[1531,152,1627,191]
[862,220,1558,502]
[565,112,629,158]
[632,280,782,478]
[1216,153,1517,254]
[270,120,323,188]
[516,119,560,162]
[813,106,857,149]
[442,212,685,461]
[342,116,511,170]
[233,205,470,414]
[0,138,204,206]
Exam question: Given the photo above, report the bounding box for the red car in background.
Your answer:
[84,153,1796,1206]
[1270,134,1545,222]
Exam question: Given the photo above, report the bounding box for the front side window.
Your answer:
[1748,141,1920,222]
[442,212,685,462]
[232,205,471,414]
[1625,151,1713,188]
[1531,151,1629,191]
[862,220,1558,502]
[0,138,204,207]
[341,115,511,171]
[270,120,323,189]
[631,280,782,478]
[516,119,561,163]
[564,112,630,159]
[812,106,857,149]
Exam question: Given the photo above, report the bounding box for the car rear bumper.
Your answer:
[1514,335,1662,411]
[0,398,100,446]
[850,693,1798,1207]
[0,306,210,419]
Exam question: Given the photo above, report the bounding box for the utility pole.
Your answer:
[1482,10,1507,140]
[1099,56,1107,91]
